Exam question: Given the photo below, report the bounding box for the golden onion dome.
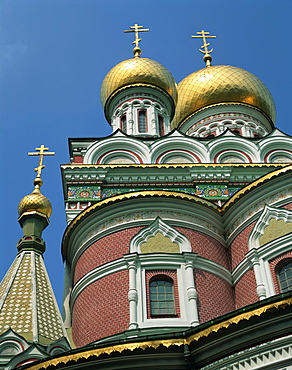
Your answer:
[171,65,276,129]
[100,57,178,107]
[18,186,52,218]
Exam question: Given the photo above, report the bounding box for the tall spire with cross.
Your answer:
[124,23,149,57]
[192,29,216,67]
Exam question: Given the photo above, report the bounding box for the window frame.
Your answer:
[149,275,177,318]
[137,109,147,133]
[120,114,127,133]
[276,259,292,292]
[157,114,164,136]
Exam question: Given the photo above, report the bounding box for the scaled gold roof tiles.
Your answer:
[100,57,177,106]
[171,65,276,128]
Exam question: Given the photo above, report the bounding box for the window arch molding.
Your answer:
[98,150,141,164]
[130,217,191,254]
[275,259,292,293]
[214,149,252,163]
[264,150,292,164]
[83,136,149,164]
[156,150,200,164]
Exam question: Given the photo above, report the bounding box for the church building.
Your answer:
[1,26,292,369]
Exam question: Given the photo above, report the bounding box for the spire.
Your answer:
[17,145,55,253]
[124,23,149,57]
[191,29,216,67]
[0,145,69,351]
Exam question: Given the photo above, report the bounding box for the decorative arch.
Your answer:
[151,134,209,163]
[248,205,292,250]
[209,135,259,163]
[264,149,292,163]
[83,135,150,164]
[156,149,201,164]
[97,149,143,164]
[130,217,191,254]
[214,149,252,163]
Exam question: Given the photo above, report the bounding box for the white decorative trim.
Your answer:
[202,334,292,370]
[130,217,191,254]
[68,206,224,270]
[70,252,231,331]
[245,205,292,299]
[248,205,292,250]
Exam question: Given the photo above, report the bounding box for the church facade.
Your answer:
[1,27,292,369]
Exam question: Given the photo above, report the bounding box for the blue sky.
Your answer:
[1,0,291,308]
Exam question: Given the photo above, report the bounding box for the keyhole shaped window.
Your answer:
[277,261,292,292]
[149,278,175,316]
[138,110,147,133]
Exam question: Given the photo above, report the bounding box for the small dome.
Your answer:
[100,57,177,107]
[171,65,276,129]
[18,187,52,218]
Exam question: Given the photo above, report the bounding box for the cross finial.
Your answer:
[191,30,216,67]
[28,145,55,185]
[124,23,149,57]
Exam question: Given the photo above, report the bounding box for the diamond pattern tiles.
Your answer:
[0,251,65,344]
[171,65,276,128]
[35,253,65,341]
[0,253,33,339]
[100,57,177,106]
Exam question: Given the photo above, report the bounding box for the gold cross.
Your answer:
[192,30,216,66]
[124,23,149,53]
[192,29,216,54]
[28,145,55,178]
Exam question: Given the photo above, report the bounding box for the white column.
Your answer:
[125,255,138,330]
[164,115,170,134]
[150,105,156,135]
[128,104,134,135]
[184,258,199,326]
[249,250,267,300]
[111,115,118,131]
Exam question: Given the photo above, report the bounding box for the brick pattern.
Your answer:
[145,270,180,318]
[72,270,129,347]
[176,227,230,270]
[194,269,235,322]
[269,251,292,294]
[234,269,258,309]
[74,227,143,283]
[228,222,255,270]
[283,202,292,211]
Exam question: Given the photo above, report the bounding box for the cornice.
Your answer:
[23,295,292,370]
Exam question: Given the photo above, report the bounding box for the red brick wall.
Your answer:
[283,202,292,211]
[74,227,143,283]
[176,227,230,270]
[269,251,292,294]
[234,269,258,309]
[72,270,129,347]
[145,269,180,318]
[228,222,255,271]
[194,269,235,322]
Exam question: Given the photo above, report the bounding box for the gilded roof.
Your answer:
[100,57,178,107]
[18,187,52,218]
[171,65,276,129]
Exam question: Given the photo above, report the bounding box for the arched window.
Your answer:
[158,115,164,136]
[138,110,147,133]
[120,115,127,133]
[277,261,292,292]
[149,277,175,316]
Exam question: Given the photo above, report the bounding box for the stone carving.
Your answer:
[140,232,180,254]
